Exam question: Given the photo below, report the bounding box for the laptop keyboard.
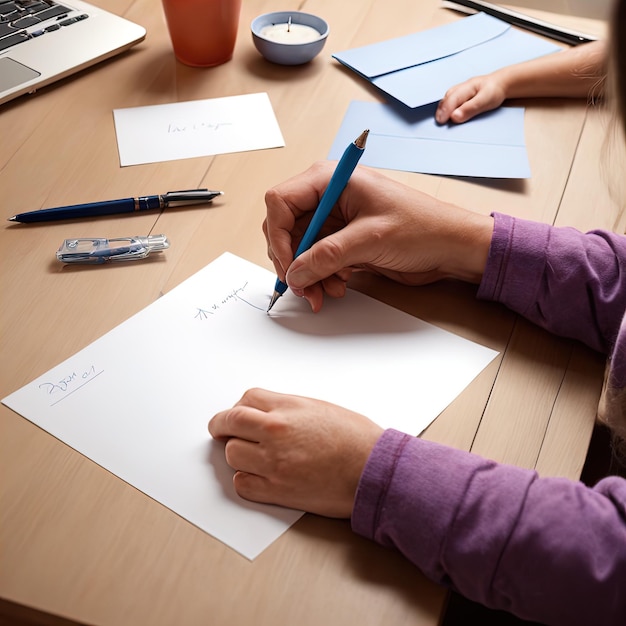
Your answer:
[0,0,88,52]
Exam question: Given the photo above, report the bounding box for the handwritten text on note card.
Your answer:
[167,121,233,134]
[113,93,285,167]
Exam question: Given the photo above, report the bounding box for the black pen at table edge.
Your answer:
[442,0,598,46]
[7,189,224,224]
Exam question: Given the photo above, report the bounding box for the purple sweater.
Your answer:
[352,213,626,626]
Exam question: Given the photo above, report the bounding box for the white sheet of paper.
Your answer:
[2,253,498,559]
[328,101,530,178]
[112,93,285,166]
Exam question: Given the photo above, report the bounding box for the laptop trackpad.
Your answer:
[0,57,41,91]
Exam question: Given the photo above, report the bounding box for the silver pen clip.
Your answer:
[57,235,170,264]
[162,189,223,207]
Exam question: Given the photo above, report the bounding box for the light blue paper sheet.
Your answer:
[332,13,562,109]
[328,100,530,178]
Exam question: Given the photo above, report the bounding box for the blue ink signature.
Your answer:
[39,365,104,406]
[195,282,264,320]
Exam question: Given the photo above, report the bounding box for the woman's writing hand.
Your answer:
[208,388,383,518]
[263,162,493,312]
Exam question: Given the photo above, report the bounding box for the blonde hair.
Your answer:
[610,0,626,132]
[605,0,626,230]
[595,1,626,467]
[598,362,626,468]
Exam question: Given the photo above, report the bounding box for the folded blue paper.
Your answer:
[332,12,561,109]
[328,100,531,178]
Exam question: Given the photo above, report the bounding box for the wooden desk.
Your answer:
[0,1,615,624]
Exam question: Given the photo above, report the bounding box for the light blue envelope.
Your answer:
[328,100,531,178]
[332,12,561,109]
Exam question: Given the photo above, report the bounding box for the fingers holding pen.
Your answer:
[263,161,482,310]
[295,271,352,312]
[263,162,334,280]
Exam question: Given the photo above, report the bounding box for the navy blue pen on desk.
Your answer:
[7,189,223,223]
[267,129,369,312]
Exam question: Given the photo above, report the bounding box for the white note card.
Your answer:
[113,92,285,166]
[2,253,498,559]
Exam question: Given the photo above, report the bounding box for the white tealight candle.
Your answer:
[260,20,321,44]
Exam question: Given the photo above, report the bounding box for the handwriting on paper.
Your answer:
[113,92,284,167]
[167,121,233,134]
[195,282,265,320]
[39,365,103,406]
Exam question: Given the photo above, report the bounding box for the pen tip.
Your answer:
[355,129,369,149]
[7,216,16,221]
[267,291,281,312]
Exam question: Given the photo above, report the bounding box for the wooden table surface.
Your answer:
[0,1,619,624]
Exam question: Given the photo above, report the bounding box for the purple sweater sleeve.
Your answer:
[477,212,626,354]
[351,215,626,624]
[352,430,626,625]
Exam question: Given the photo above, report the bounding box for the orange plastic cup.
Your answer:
[162,0,242,67]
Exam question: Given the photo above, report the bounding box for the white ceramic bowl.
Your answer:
[251,11,329,65]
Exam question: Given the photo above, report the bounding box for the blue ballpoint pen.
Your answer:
[7,189,223,223]
[267,129,369,312]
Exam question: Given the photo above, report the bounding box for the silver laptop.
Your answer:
[0,0,146,105]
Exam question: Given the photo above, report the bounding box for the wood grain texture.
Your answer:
[0,1,611,624]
